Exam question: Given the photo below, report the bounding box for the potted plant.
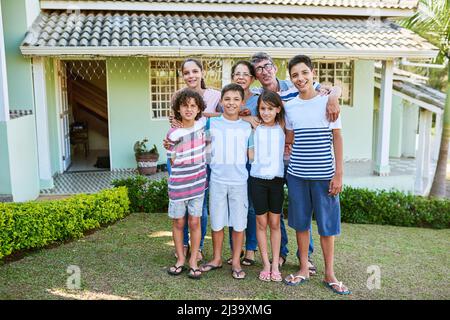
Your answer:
[134,138,159,175]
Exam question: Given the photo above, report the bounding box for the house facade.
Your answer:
[0,0,441,202]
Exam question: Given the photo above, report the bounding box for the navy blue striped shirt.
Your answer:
[284,95,341,180]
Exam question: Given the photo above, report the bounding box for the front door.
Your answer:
[57,60,71,171]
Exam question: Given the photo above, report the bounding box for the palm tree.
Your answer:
[400,0,450,198]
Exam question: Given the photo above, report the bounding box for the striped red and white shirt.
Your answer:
[166,119,207,202]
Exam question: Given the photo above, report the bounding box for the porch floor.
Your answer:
[40,170,168,195]
[344,157,436,195]
[40,157,431,196]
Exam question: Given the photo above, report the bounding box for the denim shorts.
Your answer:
[209,181,248,232]
[168,195,205,219]
[286,174,341,236]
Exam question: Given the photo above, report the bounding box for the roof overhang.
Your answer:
[20,45,438,60]
[40,1,416,18]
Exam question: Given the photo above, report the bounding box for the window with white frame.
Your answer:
[149,59,223,119]
[313,61,353,106]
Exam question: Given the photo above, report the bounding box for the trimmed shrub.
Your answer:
[283,186,449,229]
[112,176,168,213]
[114,175,449,229]
[339,187,449,229]
[0,187,130,259]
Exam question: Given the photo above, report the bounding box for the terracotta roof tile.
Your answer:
[21,11,436,54]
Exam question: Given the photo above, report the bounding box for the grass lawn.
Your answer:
[0,212,449,300]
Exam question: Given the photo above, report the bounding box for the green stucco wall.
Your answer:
[1,116,40,201]
[340,60,375,160]
[0,121,12,194]
[107,58,168,169]
[1,0,34,111]
[9,115,40,201]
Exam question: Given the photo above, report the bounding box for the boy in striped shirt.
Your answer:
[283,55,350,295]
[166,89,207,280]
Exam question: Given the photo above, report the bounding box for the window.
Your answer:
[313,61,353,106]
[149,59,223,119]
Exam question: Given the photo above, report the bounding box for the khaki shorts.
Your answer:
[209,181,248,232]
[168,195,205,219]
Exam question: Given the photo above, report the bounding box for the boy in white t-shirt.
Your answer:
[200,84,252,280]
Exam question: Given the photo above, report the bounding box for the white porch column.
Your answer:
[374,60,394,176]
[432,113,443,161]
[415,109,432,194]
[0,3,10,122]
[401,101,418,158]
[32,57,53,185]
[221,59,232,87]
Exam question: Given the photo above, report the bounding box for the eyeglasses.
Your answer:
[255,63,274,74]
[232,72,252,78]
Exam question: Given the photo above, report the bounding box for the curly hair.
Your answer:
[172,88,206,122]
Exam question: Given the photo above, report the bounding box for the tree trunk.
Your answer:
[429,63,450,198]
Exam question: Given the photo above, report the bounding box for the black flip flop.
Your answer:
[226,250,244,265]
[167,265,186,276]
[200,264,223,272]
[242,258,255,266]
[231,269,246,280]
[188,268,202,280]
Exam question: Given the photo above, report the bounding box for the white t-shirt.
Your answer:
[284,95,342,180]
[249,124,285,180]
[206,116,252,185]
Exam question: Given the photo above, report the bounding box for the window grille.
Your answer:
[313,61,353,106]
[149,58,223,119]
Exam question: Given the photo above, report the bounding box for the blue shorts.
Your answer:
[287,174,341,236]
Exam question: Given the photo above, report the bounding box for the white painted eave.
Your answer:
[20,45,439,60]
[39,1,416,18]
[374,81,444,115]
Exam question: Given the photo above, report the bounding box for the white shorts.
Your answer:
[168,195,204,219]
[209,181,248,232]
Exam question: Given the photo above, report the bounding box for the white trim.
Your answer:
[374,60,393,176]
[415,109,432,195]
[221,59,232,88]
[0,3,10,122]
[433,114,443,162]
[54,59,64,174]
[39,1,415,17]
[375,82,444,115]
[32,57,53,182]
[105,58,112,171]
[20,46,439,60]
[25,0,40,29]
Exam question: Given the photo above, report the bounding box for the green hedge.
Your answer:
[0,187,130,259]
[112,175,168,213]
[339,187,449,229]
[114,175,449,229]
[283,186,449,229]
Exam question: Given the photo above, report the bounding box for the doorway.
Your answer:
[56,59,110,172]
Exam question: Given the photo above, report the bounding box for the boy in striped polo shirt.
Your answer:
[283,55,350,295]
[166,89,207,280]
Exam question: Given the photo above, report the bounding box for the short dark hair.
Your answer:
[250,52,274,66]
[221,83,245,100]
[288,55,314,74]
[172,88,206,121]
[231,60,256,78]
[257,90,285,126]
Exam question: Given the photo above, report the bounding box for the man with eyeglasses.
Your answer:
[250,52,342,275]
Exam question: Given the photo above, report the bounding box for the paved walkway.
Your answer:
[40,170,167,195]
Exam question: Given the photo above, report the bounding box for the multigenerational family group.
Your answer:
[163,52,351,295]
